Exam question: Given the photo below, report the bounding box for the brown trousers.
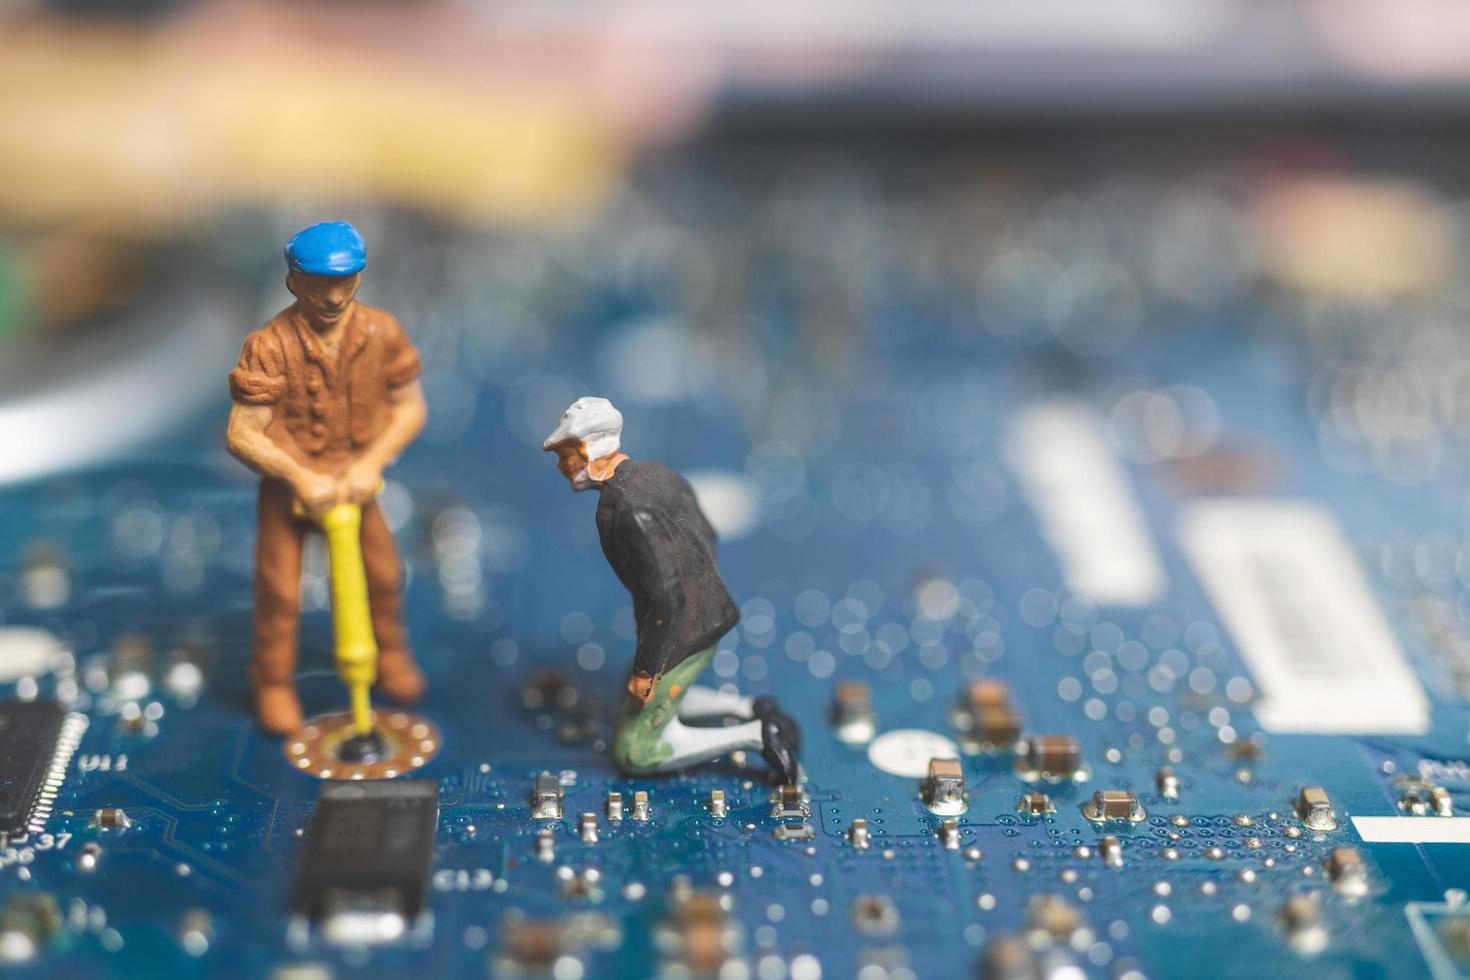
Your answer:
[250,478,409,689]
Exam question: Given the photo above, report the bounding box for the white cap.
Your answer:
[543,396,623,461]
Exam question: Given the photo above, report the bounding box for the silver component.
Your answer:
[707,790,727,819]
[1156,767,1180,800]
[1325,848,1368,897]
[1017,792,1055,816]
[1080,790,1146,824]
[578,813,598,845]
[939,818,961,850]
[849,818,871,849]
[531,773,563,820]
[631,791,650,822]
[923,758,968,816]
[1099,836,1123,868]
[606,791,623,822]
[1280,893,1328,955]
[831,681,877,745]
[773,822,815,841]
[769,784,810,820]
[1016,734,1088,782]
[1296,787,1337,832]
[1393,776,1453,817]
[953,680,1023,753]
[535,828,556,863]
[90,808,131,830]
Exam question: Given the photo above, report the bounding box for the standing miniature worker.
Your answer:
[226,221,428,734]
[544,397,801,783]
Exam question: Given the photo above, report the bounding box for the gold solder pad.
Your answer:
[285,710,441,780]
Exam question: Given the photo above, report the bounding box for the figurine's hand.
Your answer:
[627,671,658,705]
[294,471,339,516]
[340,460,383,505]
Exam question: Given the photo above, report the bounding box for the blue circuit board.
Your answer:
[3,147,1470,979]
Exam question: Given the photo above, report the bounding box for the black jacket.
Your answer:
[595,460,740,679]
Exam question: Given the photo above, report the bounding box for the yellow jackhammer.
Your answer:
[297,499,381,759]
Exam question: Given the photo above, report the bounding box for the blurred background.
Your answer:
[7,0,1470,485]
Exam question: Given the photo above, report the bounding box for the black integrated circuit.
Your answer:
[0,700,66,837]
[294,779,439,930]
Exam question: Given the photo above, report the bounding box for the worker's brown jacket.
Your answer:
[228,303,421,476]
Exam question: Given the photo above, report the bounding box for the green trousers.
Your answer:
[611,646,719,774]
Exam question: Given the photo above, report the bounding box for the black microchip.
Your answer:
[295,780,438,923]
[0,700,65,837]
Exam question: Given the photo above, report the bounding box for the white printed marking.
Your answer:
[1009,402,1166,606]
[867,729,961,779]
[1179,500,1428,734]
[1352,817,1470,844]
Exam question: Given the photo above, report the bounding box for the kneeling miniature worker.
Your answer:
[544,397,801,783]
[226,221,428,734]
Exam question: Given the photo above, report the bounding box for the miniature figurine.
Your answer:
[226,221,428,735]
[544,397,801,782]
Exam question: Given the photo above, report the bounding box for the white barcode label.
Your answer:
[1009,402,1166,607]
[1179,500,1428,734]
[1351,817,1470,844]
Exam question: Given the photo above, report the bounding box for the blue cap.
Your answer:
[285,221,366,277]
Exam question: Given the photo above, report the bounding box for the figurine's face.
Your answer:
[553,441,594,491]
[288,272,361,330]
